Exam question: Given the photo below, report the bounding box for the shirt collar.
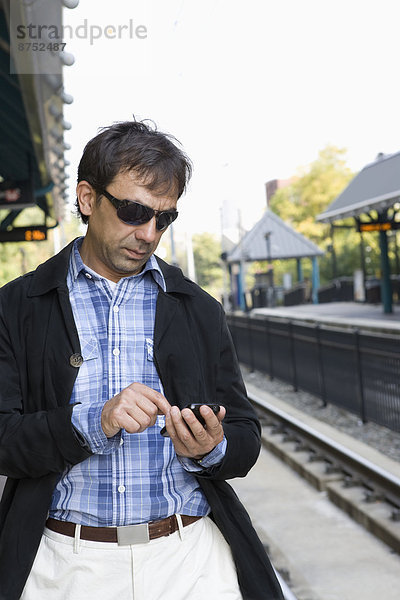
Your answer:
[69,237,166,292]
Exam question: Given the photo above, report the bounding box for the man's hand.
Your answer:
[101,382,171,438]
[165,404,226,459]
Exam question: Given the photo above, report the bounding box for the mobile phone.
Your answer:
[185,403,220,426]
[160,403,221,437]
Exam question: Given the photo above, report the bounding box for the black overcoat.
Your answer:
[0,241,283,600]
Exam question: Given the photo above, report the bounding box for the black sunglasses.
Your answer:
[100,189,178,231]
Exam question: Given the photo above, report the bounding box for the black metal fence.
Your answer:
[227,313,400,433]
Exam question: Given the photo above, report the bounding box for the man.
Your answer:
[0,120,283,600]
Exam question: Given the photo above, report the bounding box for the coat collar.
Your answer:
[27,239,196,297]
[154,256,196,296]
[27,240,75,297]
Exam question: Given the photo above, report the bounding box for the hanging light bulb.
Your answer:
[62,0,80,9]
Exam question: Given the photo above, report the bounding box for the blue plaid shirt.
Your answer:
[49,239,226,526]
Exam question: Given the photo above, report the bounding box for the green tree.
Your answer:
[269,145,353,239]
[192,232,223,298]
[266,145,364,285]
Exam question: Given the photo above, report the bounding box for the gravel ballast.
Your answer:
[242,366,400,462]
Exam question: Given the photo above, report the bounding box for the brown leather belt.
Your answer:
[46,515,202,545]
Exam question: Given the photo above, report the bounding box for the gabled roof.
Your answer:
[227,210,323,263]
[317,151,400,223]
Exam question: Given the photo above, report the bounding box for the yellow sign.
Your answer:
[359,222,393,232]
[24,229,46,241]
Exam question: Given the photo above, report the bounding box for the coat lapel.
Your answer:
[56,287,81,354]
[154,290,179,350]
[153,256,196,350]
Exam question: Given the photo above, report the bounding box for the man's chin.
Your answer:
[114,255,149,276]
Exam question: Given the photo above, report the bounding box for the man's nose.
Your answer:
[135,217,158,242]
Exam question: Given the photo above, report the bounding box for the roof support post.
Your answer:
[296,258,303,282]
[330,224,338,279]
[311,256,320,304]
[238,260,246,311]
[379,228,393,313]
[359,229,367,298]
[393,232,400,275]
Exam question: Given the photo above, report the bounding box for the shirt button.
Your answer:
[113,348,120,356]
[113,306,119,313]
[85,272,92,279]
[69,353,84,367]
[118,485,126,493]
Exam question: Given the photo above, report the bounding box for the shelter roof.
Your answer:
[227,210,323,263]
[0,0,72,222]
[317,151,400,223]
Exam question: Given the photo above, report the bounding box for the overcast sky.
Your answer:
[63,0,400,241]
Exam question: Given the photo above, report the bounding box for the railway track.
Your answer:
[248,390,400,554]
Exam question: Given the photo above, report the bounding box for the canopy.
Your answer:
[0,0,74,222]
[227,209,323,263]
[317,152,400,223]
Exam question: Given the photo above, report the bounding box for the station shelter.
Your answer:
[226,209,324,310]
[317,152,400,313]
[0,0,76,244]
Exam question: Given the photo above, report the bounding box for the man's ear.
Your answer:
[76,181,97,218]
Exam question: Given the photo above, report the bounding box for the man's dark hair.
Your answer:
[76,119,193,224]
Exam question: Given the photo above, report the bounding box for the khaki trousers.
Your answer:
[21,516,242,600]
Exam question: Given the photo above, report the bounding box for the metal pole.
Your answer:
[316,324,327,407]
[311,256,320,304]
[379,228,393,313]
[247,314,255,372]
[169,224,178,267]
[330,224,338,279]
[288,320,298,392]
[359,230,367,300]
[354,329,367,423]
[296,258,303,282]
[266,318,274,380]
[394,232,400,275]
[186,231,196,282]
[238,210,246,311]
[238,262,246,311]
[265,231,274,306]
[220,208,230,309]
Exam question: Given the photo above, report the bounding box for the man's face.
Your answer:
[77,170,178,281]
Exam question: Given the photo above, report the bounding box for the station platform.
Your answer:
[232,440,400,600]
[252,301,400,333]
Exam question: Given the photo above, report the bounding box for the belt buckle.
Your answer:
[117,523,150,546]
